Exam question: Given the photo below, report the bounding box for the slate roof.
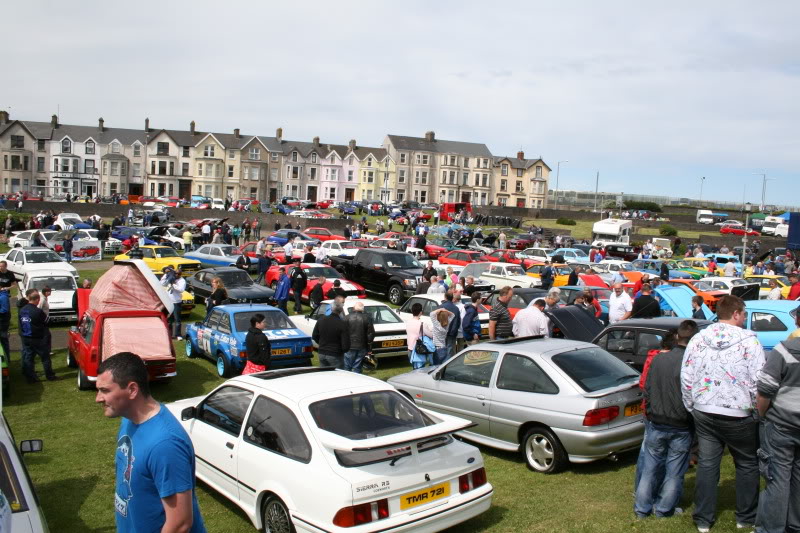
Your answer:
[386,134,492,157]
[493,155,552,172]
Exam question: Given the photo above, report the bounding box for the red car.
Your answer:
[264,263,366,304]
[304,227,345,242]
[314,200,333,209]
[508,236,535,250]
[67,261,177,390]
[239,241,288,264]
[438,250,486,266]
[72,246,100,258]
[408,210,432,221]
[720,225,760,237]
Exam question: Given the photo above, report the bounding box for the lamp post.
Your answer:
[699,176,705,205]
[742,201,752,266]
[553,160,568,211]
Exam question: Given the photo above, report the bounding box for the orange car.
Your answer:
[667,279,726,311]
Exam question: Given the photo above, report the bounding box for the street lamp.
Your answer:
[742,202,752,266]
[699,176,705,206]
[753,172,775,211]
[553,160,568,211]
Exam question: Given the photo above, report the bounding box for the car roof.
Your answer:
[140,245,172,249]
[319,298,387,308]
[407,294,445,302]
[608,317,713,329]
[214,303,281,313]
[486,262,521,268]
[480,336,597,355]
[197,266,243,274]
[227,369,383,402]
[745,300,800,312]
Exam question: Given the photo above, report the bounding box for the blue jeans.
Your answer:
[433,346,449,366]
[445,336,457,359]
[318,353,343,369]
[170,305,182,338]
[755,420,800,533]
[634,423,692,517]
[21,337,55,381]
[344,349,367,373]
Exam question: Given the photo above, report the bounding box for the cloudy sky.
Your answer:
[3,1,799,206]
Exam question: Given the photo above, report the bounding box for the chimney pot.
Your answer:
[98,117,105,132]
[0,110,8,124]
[425,131,435,142]
[145,117,150,132]
[517,151,524,160]
[190,120,196,135]
[276,127,283,140]
[234,128,240,138]
[51,114,59,128]
[348,139,357,151]
[313,136,320,146]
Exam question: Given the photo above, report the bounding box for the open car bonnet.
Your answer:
[544,305,605,342]
[731,283,761,302]
[654,285,714,319]
[87,259,174,315]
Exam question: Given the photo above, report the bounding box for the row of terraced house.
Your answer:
[0,110,552,208]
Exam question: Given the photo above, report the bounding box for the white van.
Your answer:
[592,219,632,247]
[696,209,714,224]
[761,216,786,236]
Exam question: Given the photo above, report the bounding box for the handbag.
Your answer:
[414,324,433,355]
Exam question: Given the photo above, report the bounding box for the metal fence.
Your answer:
[546,189,797,212]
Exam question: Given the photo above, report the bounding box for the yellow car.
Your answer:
[526,263,573,287]
[179,290,195,317]
[114,245,201,274]
[682,257,724,277]
[743,275,792,299]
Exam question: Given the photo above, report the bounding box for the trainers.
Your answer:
[176,336,183,341]
[697,526,710,533]
[736,524,754,531]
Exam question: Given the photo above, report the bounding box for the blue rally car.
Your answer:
[184,304,313,377]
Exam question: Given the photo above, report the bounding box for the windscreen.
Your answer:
[305,266,340,278]
[551,347,639,392]
[26,250,63,263]
[363,305,402,324]
[29,276,76,291]
[0,443,28,513]
[154,247,179,258]
[338,241,357,249]
[233,311,293,332]
[384,254,421,269]
[591,288,612,300]
[219,270,254,286]
[217,246,241,256]
[506,265,526,276]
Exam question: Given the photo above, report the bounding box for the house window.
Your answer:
[398,169,406,183]
[536,166,543,178]
[464,157,469,168]
[250,167,260,180]
[133,144,141,157]
[271,152,278,162]
[367,157,372,167]
[228,150,235,159]
[400,153,407,164]
[310,168,317,180]
[421,171,428,184]
[441,171,447,184]
[10,135,24,149]
[366,171,374,183]
[151,183,156,196]
[349,156,354,165]
[450,155,457,165]
[133,163,141,177]
[329,168,338,180]
[158,161,168,176]
[121,162,128,176]
[37,139,45,151]
[500,179,507,191]
[110,182,118,195]
[474,173,480,186]
[228,165,234,178]
[182,162,189,176]
[501,164,509,176]
[85,160,95,174]
[204,145,215,157]
[449,171,456,185]
[291,166,299,179]
[157,142,169,156]
[347,170,353,181]
[198,163,203,176]
[397,190,405,201]
[498,197,507,206]
[62,158,70,172]
[37,157,45,172]
[110,162,120,176]
[61,139,72,153]
[270,168,277,181]
[462,172,469,185]
[111,142,120,154]
[86,141,95,154]
[311,153,317,164]
[517,168,523,177]
[182,146,190,157]
[516,180,523,193]
[249,147,260,160]
[291,151,298,162]
[482,174,489,187]
[419,191,427,203]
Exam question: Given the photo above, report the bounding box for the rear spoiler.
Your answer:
[582,380,639,398]
[316,416,475,452]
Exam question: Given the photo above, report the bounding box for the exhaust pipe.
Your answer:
[608,453,619,462]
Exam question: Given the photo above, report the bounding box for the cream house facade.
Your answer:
[492,152,551,208]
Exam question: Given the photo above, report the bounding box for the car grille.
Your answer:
[180,264,199,272]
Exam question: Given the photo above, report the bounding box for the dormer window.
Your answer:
[292,151,298,162]
[111,142,120,154]
[86,141,95,155]
[204,145,215,157]
[367,157,372,167]
[133,144,141,157]
[311,153,317,164]
[61,139,71,153]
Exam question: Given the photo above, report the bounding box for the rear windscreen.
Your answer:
[551,347,639,392]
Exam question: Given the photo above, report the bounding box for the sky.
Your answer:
[2,1,799,207]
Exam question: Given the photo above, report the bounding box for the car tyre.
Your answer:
[261,494,295,533]
[172,241,182,251]
[185,339,199,359]
[387,283,403,305]
[66,350,78,369]
[77,368,93,391]
[216,353,231,378]
[522,426,567,474]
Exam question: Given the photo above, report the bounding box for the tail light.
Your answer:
[238,351,247,359]
[303,345,314,353]
[1,367,8,377]
[458,467,488,494]
[90,347,98,363]
[333,498,389,527]
[582,406,620,426]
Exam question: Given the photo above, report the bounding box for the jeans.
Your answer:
[692,410,760,529]
[634,423,692,518]
[21,336,55,380]
[445,336,457,359]
[170,305,182,338]
[277,299,288,315]
[293,289,303,314]
[254,272,265,284]
[318,353,343,369]
[344,349,367,373]
[433,346,449,366]
[755,420,800,533]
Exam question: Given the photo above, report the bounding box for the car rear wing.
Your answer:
[581,380,640,399]
[316,416,474,453]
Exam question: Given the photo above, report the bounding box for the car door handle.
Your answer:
[476,394,486,400]
[225,442,234,449]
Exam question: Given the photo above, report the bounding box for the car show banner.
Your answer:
[69,239,103,262]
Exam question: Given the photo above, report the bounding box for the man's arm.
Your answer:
[161,490,194,533]
[488,320,497,340]
[756,393,771,418]
[680,341,696,411]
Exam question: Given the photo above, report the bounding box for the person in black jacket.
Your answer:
[18,289,58,383]
[421,261,436,281]
[289,258,308,313]
[301,245,316,264]
[312,299,350,369]
[567,266,581,286]
[236,252,252,271]
[309,276,326,309]
[326,279,346,299]
[631,284,662,319]
[635,320,698,518]
[242,313,271,374]
[343,301,375,373]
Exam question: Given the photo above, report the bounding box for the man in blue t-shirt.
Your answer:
[96,352,205,533]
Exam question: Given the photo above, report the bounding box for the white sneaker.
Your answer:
[736,524,754,531]
[697,527,710,533]
[176,336,183,341]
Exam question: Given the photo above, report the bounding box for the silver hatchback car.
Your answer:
[388,337,645,474]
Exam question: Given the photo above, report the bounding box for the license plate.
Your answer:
[481,327,488,335]
[271,348,291,355]
[382,339,404,348]
[624,402,643,417]
[399,481,451,510]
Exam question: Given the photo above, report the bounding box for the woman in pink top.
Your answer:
[405,302,433,366]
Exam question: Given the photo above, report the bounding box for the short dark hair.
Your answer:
[444,291,454,302]
[333,280,341,287]
[716,294,745,320]
[641,283,652,293]
[250,313,266,327]
[677,320,699,344]
[411,303,423,316]
[498,286,512,298]
[25,288,38,299]
[471,292,481,304]
[692,295,704,307]
[661,330,678,350]
[97,352,150,397]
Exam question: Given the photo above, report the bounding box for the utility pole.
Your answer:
[699,176,705,205]
[553,160,568,211]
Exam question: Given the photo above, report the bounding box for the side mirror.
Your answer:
[433,370,442,380]
[181,406,197,421]
[69,326,78,333]
[20,439,43,454]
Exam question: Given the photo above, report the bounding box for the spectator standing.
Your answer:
[289,259,307,314]
[723,260,736,277]
[38,286,51,319]
[462,292,482,345]
[754,309,800,533]
[312,299,350,368]
[439,291,462,358]
[415,277,432,295]
[766,279,782,300]
[660,261,671,281]
[631,284,661,319]
[242,314,271,374]
[513,299,549,337]
[235,250,252,271]
[343,301,375,373]
[691,295,706,319]
[95,353,206,533]
[206,277,227,316]
[0,288,10,364]
[253,218,261,239]
[182,228,193,251]
[18,289,57,383]
[302,245,316,264]
[405,303,433,368]
[255,252,270,285]
[309,276,325,309]
[787,273,800,300]
[160,267,186,340]
[421,261,436,281]
[427,276,446,294]
[429,308,455,365]
[488,286,514,340]
[231,224,241,247]
[326,279,346,299]
[498,231,507,249]
[63,235,74,262]
[540,263,554,291]
[634,321,699,519]
[681,295,765,532]
[567,266,580,286]
[274,268,291,314]
[201,222,211,244]
[583,290,602,318]
[608,283,633,324]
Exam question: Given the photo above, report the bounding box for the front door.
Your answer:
[83,183,95,198]
[345,188,354,202]
[307,186,317,202]
[128,183,143,195]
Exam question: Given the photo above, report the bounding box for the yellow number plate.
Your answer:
[400,482,451,510]
[382,339,404,348]
[481,327,488,335]
[624,403,643,417]
[271,348,291,355]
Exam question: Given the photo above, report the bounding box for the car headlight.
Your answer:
[403,279,417,288]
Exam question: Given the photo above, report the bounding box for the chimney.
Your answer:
[313,136,320,147]
[348,139,357,151]
[98,117,105,132]
[234,128,240,138]
[276,127,283,141]
[517,150,524,160]
[144,117,150,132]
[0,110,8,124]
[425,131,435,142]
[51,114,59,128]
[190,120,196,135]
